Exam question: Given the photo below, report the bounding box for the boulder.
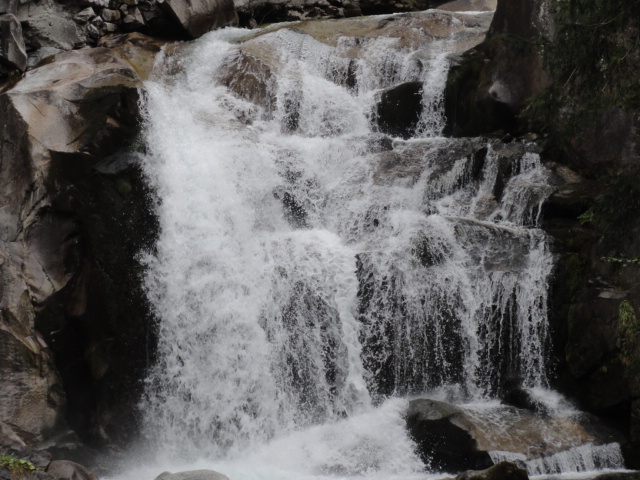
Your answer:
[406,399,493,472]
[0,33,162,444]
[46,460,98,480]
[406,397,624,473]
[456,461,529,480]
[162,0,238,38]
[0,13,27,74]
[154,470,230,480]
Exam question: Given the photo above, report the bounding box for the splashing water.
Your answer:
[119,10,624,480]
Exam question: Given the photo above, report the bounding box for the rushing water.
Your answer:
[117,10,625,480]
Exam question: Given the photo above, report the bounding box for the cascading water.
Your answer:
[123,9,625,480]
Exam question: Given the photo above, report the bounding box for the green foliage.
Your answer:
[550,0,640,108]
[601,255,640,267]
[577,209,594,225]
[0,454,37,477]
[618,300,640,361]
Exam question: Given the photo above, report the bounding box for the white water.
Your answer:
[117,12,624,480]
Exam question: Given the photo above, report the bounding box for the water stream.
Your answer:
[114,9,626,480]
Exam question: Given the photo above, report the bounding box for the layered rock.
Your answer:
[441,0,640,466]
[407,398,624,474]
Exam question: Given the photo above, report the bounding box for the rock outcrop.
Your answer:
[0,32,162,447]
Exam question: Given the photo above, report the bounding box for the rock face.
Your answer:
[443,0,552,136]
[0,33,161,445]
[442,0,640,467]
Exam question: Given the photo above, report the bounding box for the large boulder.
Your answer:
[46,460,98,480]
[0,33,162,445]
[406,399,493,472]
[406,397,624,474]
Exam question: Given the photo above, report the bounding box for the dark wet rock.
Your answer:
[455,461,529,480]
[501,380,550,415]
[0,13,26,75]
[375,81,424,139]
[406,398,493,472]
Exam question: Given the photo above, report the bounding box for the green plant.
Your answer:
[618,300,640,361]
[577,209,594,225]
[601,255,640,267]
[0,454,37,478]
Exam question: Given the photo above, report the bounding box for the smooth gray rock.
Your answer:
[47,460,99,480]
[162,0,237,38]
[0,13,26,73]
[154,470,231,480]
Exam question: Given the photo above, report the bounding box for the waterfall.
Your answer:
[129,10,623,479]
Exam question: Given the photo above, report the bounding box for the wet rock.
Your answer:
[0,13,27,74]
[407,397,624,473]
[162,0,238,38]
[456,461,529,480]
[218,49,276,112]
[375,81,423,139]
[155,470,230,480]
[406,398,493,472]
